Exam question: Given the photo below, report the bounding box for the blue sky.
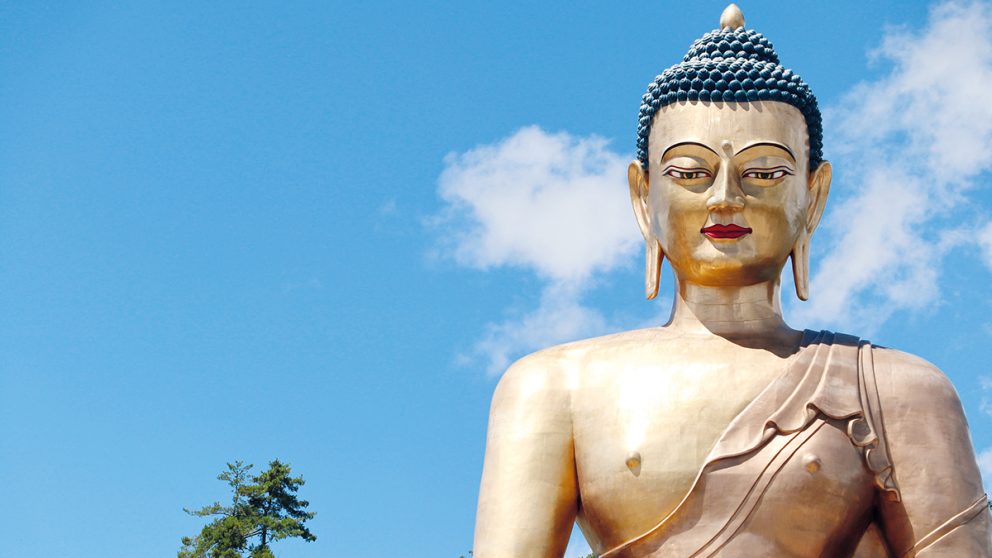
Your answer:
[2,1,992,557]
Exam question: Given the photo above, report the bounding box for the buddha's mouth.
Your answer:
[701,224,752,239]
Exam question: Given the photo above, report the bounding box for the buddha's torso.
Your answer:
[567,328,879,556]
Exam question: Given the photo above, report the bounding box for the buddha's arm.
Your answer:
[873,349,992,557]
[474,352,578,558]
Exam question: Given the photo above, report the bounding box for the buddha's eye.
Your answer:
[741,166,792,182]
[663,166,712,181]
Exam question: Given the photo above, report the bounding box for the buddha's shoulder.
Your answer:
[495,328,668,388]
[511,328,667,366]
[868,344,962,406]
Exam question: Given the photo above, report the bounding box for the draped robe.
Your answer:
[598,331,988,558]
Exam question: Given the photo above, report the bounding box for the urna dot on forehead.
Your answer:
[636,3,822,172]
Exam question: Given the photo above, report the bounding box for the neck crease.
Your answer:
[666,277,800,344]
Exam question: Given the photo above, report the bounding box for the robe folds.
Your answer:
[600,331,988,558]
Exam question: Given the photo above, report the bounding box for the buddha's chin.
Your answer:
[671,255,785,287]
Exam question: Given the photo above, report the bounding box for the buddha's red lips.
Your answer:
[701,224,752,239]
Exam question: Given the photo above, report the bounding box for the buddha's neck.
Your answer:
[666,277,796,342]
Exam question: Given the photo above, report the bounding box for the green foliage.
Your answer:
[179,460,316,558]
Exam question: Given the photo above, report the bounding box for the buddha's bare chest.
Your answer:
[570,353,779,543]
[568,346,876,553]
[573,344,786,539]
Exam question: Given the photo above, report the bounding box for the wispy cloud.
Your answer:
[979,223,992,270]
[468,285,610,375]
[432,126,640,373]
[281,277,323,294]
[978,446,992,489]
[980,376,992,417]
[564,530,594,558]
[972,376,992,489]
[791,0,992,331]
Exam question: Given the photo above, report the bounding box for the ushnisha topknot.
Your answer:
[636,4,822,171]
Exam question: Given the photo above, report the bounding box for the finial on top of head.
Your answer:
[720,4,745,30]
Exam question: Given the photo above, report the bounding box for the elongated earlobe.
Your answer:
[790,228,809,301]
[628,160,665,300]
[793,160,831,301]
[646,239,664,300]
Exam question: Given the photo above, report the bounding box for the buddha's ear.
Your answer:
[805,160,832,235]
[628,161,653,239]
[628,161,664,300]
[792,160,831,301]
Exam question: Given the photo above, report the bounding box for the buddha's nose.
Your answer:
[706,168,745,212]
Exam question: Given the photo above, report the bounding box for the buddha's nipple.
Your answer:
[625,451,642,476]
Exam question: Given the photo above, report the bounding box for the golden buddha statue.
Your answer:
[473,5,992,557]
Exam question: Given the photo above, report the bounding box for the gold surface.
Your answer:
[719,4,745,30]
[474,8,991,558]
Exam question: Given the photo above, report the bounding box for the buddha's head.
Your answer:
[628,4,831,301]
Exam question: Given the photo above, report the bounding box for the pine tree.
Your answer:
[245,460,316,555]
[179,460,316,558]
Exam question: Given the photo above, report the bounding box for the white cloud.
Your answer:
[980,376,992,417]
[792,1,992,330]
[978,447,992,489]
[979,223,992,270]
[435,126,639,283]
[469,285,608,375]
[434,126,641,373]
[982,398,992,418]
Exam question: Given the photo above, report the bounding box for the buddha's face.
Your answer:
[630,101,830,288]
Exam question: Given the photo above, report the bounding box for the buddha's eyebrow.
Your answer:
[661,141,718,160]
[735,141,796,163]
